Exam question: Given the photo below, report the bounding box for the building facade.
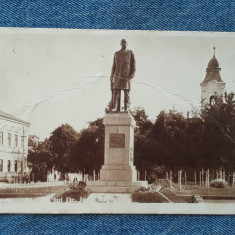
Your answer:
[200,48,226,107]
[0,110,30,182]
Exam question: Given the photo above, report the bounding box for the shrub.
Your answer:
[52,181,90,202]
[69,181,87,190]
[136,184,163,193]
[149,183,162,192]
[154,179,170,188]
[132,192,168,203]
[54,189,90,202]
[210,179,228,188]
[136,187,149,192]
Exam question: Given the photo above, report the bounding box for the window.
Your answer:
[210,96,215,106]
[8,133,11,147]
[14,160,17,172]
[21,137,24,148]
[0,132,3,146]
[7,160,11,172]
[15,134,18,147]
[0,159,3,172]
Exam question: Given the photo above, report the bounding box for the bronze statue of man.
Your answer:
[110,39,136,112]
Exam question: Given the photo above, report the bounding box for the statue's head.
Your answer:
[120,39,127,49]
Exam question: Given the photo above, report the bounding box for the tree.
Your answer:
[131,107,153,136]
[131,108,154,177]
[71,118,104,174]
[49,124,79,173]
[27,137,54,182]
[201,92,235,171]
[28,135,40,152]
[150,110,188,168]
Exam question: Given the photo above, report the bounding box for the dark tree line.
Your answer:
[133,93,235,181]
[28,92,235,182]
[28,121,104,181]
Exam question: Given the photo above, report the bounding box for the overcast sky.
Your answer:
[0,28,235,140]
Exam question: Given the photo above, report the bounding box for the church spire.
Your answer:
[200,47,226,107]
[201,47,223,85]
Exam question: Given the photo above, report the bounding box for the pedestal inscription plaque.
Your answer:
[110,133,125,148]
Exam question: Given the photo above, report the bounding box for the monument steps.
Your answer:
[87,180,148,193]
[88,180,147,187]
[87,187,136,193]
[88,185,143,193]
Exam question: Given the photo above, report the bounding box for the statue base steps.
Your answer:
[87,180,147,193]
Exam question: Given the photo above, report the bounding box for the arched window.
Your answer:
[210,96,215,106]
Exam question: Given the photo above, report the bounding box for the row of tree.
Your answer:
[28,92,235,182]
[28,118,104,181]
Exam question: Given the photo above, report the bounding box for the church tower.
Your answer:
[200,47,225,107]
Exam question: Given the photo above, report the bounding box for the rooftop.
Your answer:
[0,110,30,125]
[207,56,220,68]
[201,50,224,85]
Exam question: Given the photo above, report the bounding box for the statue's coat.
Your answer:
[111,49,136,90]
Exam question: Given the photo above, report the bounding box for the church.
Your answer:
[200,47,226,107]
[0,110,30,182]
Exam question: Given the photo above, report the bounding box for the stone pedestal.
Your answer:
[87,112,147,193]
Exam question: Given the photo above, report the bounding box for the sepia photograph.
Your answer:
[0,28,235,213]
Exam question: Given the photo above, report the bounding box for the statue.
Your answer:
[110,39,136,112]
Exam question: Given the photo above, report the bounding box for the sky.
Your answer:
[0,28,235,140]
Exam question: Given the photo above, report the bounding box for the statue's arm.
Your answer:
[110,54,116,81]
[129,51,136,79]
